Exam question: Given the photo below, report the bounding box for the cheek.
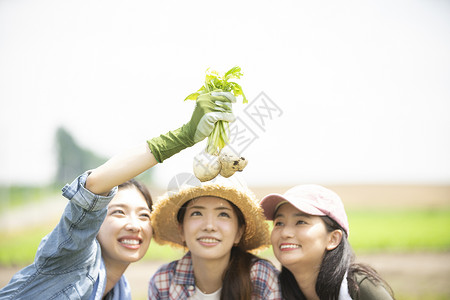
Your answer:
[182,219,200,236]
[144,222,153,238]
[220,221,239,235]
[98,220,113,237]
[270,230,279,245]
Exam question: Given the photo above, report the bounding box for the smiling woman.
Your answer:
[0,91,235,299]
[97,181,153,271]
[260,184,395,300]
[149,178,282,300]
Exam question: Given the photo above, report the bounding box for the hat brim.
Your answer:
[260,193,326,220]
[151,182,270,253]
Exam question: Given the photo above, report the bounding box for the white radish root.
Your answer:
[193,152,222,182]
[219,148,248,178]
[193,148,248,181]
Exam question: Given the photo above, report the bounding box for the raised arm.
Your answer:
[85,91,236,195]
[85,143,157,195]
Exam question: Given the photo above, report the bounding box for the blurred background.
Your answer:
[1,0,449,299]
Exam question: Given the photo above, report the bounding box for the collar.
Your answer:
[338,271,352,300]
[173,252,196,286]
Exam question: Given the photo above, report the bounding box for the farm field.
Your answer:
[1,184,449,299]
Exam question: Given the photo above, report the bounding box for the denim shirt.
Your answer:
[0,172,131,300]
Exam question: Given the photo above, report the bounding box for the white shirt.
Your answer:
[189,287,222,300]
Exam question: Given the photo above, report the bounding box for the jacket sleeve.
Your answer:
[356,275,394,300]
[34,172,118,272]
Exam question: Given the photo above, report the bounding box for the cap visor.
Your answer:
[260,194,327,220]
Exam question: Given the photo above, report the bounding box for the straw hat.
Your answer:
[151,175,270,252]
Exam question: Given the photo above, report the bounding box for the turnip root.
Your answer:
[193,148,248,182]
[218,148,248,178]
[193,152,222,182]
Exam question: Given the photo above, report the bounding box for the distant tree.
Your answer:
[54,127,153,186]
[54,127,106,184]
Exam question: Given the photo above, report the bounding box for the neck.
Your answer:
[191,253,230,294]
[290,264,321,300]
[102,257,130,297]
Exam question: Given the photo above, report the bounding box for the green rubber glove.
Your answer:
[147,91,236,163]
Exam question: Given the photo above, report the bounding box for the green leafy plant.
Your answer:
[185,66,247,155]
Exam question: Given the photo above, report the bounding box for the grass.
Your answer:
[0,186,58,212]
[0,209,449,266]
[348,209,450,253]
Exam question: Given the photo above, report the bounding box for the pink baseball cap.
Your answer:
[260,184,349,236]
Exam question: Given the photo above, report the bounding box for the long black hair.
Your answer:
[279,216,394,300]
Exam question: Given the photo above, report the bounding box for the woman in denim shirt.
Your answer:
[0,91,236,300]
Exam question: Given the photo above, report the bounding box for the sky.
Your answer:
[1,0,449,188]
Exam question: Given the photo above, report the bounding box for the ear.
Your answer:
[326,229,343,251]
[234,226,245,245]
[178,224,185,243]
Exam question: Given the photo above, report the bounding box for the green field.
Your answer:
[1,209,449,266]
[348,209,450,252]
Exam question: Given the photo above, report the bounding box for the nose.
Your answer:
[203,214,217,232]
[125,217,140,232]
[280,225,294,238]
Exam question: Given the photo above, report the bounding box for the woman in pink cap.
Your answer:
[260,184,394,300]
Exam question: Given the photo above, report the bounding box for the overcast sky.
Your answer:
[1,0,449,188]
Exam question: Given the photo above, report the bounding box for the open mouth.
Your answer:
[197,237,220,245]
[119,238,142,249]
[280,243,300,250]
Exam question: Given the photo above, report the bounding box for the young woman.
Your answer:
[260,184,395,300]
[0,91,235,300]
[149,178,282,300]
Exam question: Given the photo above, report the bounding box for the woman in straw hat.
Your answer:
[0,91,235,300]
[260,184,394,300]
[149,177,281,300]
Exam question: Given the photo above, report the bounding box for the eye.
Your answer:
[218,211,231,218]
[190,211,202,217]
[111,209,125,215]
[140,212,151,219]
[274,220,284,227]
[296,219,307,225]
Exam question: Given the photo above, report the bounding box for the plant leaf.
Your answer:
[186,66,248,154]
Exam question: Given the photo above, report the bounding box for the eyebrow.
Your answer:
[109,203,150,212]
[274,211,310,219]
[187,205,232,211]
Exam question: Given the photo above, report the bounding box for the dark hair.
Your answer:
[118,179,153,210]
[177,197,258,300]
[279,216,394,300]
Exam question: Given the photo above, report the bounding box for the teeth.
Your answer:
[280,244,300,250]
[121,239,140,245]
[198,238,219,243]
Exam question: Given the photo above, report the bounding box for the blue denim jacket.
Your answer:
[0,172,131,300]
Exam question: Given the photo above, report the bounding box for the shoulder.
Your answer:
[150,260,179,281]
[250,259,280,277]
[149,254,193,287]
[149,254,195,298]
[250,259,281,299]
[351,271,394,300]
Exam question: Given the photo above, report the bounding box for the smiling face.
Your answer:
[179,196,244,263]
[97,186,152,268]
[270,203,341,273]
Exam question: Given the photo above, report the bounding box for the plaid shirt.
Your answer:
[148,252,281,299]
